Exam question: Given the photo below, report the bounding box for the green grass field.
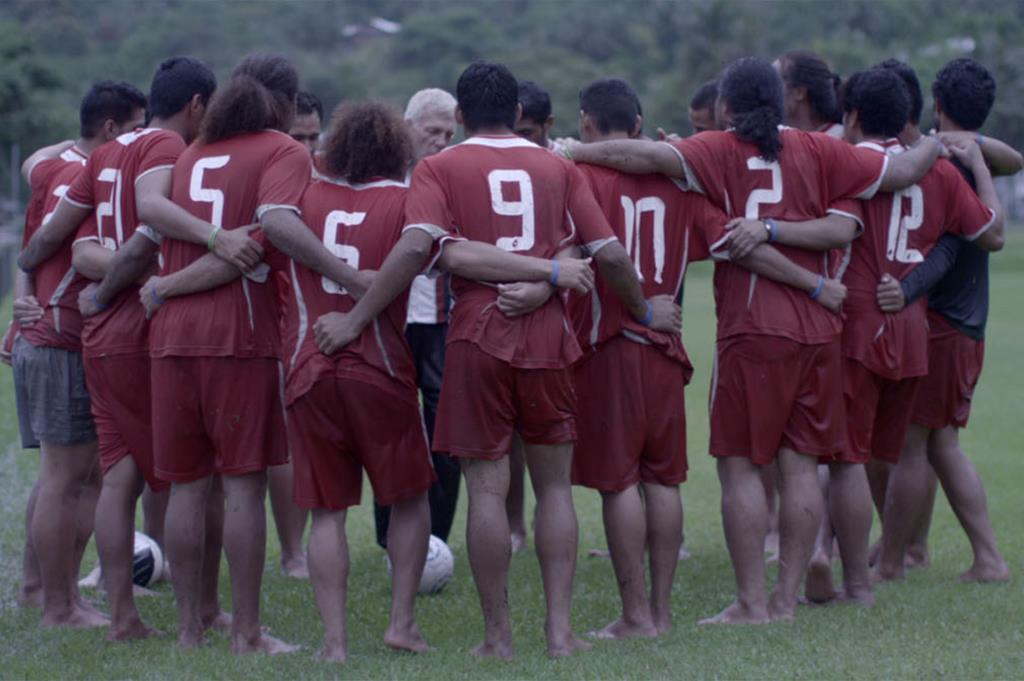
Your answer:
[1,242,1022,679]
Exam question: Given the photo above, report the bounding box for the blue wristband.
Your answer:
[91,291,109,311]
[548,259,560,286]
[150,287,165,307]
[639,300,653,326]
[809,276,826,300]
[764,218,778,243]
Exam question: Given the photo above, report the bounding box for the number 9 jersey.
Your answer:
[403,135,618,370]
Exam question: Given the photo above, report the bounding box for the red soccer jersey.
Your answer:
[149,130,310,359]
[403,135,618,369]
[66,129,184,358]
[841,139,994,379]
[20,146,89,350]
[669,128,888,344]
[282,177,416,405]
[570,163,729,380]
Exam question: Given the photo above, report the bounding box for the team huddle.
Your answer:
[3,48,1018,663]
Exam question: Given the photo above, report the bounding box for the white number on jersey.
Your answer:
[189,155,231,228]
[321,210,364,295]
[96,168,124,250]
[41,185,71,228]
[489,169,535,252]
[620,196,666,283]
[886,185,924,263]
[744,157,783,219]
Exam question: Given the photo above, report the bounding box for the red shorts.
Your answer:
[84,354,167,492]
[434,341,576,460]
[709,335,845,465]
[573,336,687,491]
[151,356,288,483]
[287,376,435,510]
[911,314,984,430]
[836,359,920,464]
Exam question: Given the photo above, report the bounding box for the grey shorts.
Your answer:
[12,334,96,448]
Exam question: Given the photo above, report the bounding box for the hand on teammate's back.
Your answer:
[314,311,361,355]
[814,279,847,314]
[876,273,906,312]
[946,139,984,170]
[554,257,595,293]
[212,223,264,273]
[724,218,769,260]
[0,322,13,365]
[13,295,44,326]
[657,127,682,143]
[646,294,682,334]
[77,284,105,318]
[138,276,167,319]
[496,281,554,317]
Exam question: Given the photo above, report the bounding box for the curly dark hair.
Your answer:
[200,53,298,144]
[322,100,413,184]
[932,58,996,132]
[842,68,910,139]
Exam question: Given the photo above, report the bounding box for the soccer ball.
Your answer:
[132,532,166,587]
[385,534,455,595]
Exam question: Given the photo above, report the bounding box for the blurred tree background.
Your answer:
[1,0,1023,203]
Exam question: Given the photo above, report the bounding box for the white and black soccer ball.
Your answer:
[386,534,455,595]
[132,532,166,587]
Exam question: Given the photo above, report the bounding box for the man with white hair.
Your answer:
[374,88,460,550]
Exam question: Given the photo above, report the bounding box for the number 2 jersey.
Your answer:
[281,177,417,406]
[65,128,184,358]
[149,130,310,360]
[841,139,994,379]
[667,128,888,344]
[403,135,619,370]
[570,163,729,381]
[20,146,89,350]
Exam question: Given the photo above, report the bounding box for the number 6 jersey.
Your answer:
[150,130,310,360]
[403,134,618,369]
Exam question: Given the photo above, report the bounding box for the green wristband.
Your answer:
[207,226,221,252]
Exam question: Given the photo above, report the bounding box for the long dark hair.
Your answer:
[323,101,413,184]
[200,53,298,144]
[719,57,784,162]
[779,49,840,125]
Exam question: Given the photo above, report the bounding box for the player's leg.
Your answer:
[700,456,769,625]
[94,455,155,640]
[384,493,431,652]
[805,465,837,603]
[768,447,825,620]
[875,424,929,581]
[906,470,937,568]
[32,439,106,628]
[928,426,1009,582]
[507,434,528,552]
[524,441,590,657]
[826,461,874,603]
[762,465,781,562]
[17,479,42,607]
[643,482,682,634]
[268,461,309,578]
[593,484,656,639]
[166,476,213,648]
[142,485,169,556]
[462,456,514,659]
[200,476,228,630]
[307,508,349,663]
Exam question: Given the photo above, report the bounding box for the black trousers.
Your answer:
[374,323,461,547]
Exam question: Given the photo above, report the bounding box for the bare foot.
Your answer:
[871,562,905,583]
[547,632,591,658]
[107,617,163,642]
[767,593,796,622]
[587,617,658,640]
[201,610,232,633]
[231,632,301,656]
[41,604,110,629]
[510,532,527,554]
[587,548,610,559]
[281,555,310,580]
[905,545,932,570]
[764,531,780,564]
[177,628,205,650]
[677,544,692,561]
[959,559,1010,583]
[471,640,513,660]
[315,643,347,664]
[384,622,431,653]
[698,601,769,626]
[805,554,837,604]
[76,596,107,619]
[133,584,160,598]
[78,565,102,590]
[16,585,42,608]
[836,585,875,606]
[652,609,672,635]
